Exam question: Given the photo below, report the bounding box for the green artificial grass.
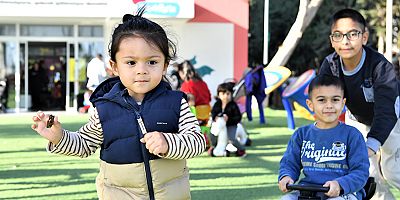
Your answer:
[0,109,398,200]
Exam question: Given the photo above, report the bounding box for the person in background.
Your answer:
[0,66,8,113]
[318,8,400,200]
[279,75,369,200]
[85,54,107,113]
[29,61,48,111]
[86,53,107,92]
[209,82,247,157]
[178,60,211,108]
[31,7,206,200]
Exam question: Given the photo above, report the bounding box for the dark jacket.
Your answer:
[211,98,242,126]
[319,45,399,145]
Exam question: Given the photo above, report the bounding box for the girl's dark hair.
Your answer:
[178,60,202,81]
[308,75,344,97]
[331,8,367,32]
[109,6,176,64]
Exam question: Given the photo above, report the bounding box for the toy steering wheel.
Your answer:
[286,184,331,200]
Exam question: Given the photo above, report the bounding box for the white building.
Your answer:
[0,0,248,112]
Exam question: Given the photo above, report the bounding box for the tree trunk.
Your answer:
[267,0,324,68]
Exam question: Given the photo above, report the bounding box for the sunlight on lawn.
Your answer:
[0,109,399,200]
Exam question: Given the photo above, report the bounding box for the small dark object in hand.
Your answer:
[47,115,55,128]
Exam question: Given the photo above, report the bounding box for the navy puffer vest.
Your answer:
[91,77,183,164]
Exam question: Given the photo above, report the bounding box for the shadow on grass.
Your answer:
[191,184,281,200]
[0,147,44,154]
[0,168,97,180]
[252,134,291,146]
[1,190,97,200]
[190,171,269,180]
[0,178,95,192]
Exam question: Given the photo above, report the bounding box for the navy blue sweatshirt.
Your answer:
[279,123,369,199]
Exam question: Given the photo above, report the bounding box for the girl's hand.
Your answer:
[278,176,294,193]
[140,131,168,155]
[31,111,63,145]
[323,180,341,197]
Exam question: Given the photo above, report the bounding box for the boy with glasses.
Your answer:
[319,8,400,200]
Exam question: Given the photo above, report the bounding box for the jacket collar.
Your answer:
[90,77,172,109]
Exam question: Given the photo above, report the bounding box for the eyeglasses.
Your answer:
[330,30,363,42]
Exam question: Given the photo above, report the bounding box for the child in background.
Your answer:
[31,8,206,200]
[78,90,93,114]
[209,82,247,157]
[178,60,211,110]
[278,75,369,200]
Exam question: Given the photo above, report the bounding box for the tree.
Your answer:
[248,0,398,74]
[356,0,400,54]
[266,0,324,68]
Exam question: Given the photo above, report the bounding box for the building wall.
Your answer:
[176,22,234,97]
[0,0,249,111]
[192,0,249,81]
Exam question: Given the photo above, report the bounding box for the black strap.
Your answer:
[134,111,155,200]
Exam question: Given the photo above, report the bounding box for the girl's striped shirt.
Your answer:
[47,98,206,160]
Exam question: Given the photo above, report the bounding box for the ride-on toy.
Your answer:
[286,177,376,200]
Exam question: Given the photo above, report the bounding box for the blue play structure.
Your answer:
[281,69,316,129]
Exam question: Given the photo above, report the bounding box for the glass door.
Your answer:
[27,42,67,111]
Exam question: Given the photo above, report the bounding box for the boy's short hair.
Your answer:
[331,8,367,32]
[217,82,234,94]
[308,75,344,97]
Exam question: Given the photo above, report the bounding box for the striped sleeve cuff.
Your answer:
[46,129,67,153]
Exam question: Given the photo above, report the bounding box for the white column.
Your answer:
[385,0,393,62]
[263,0,269,65]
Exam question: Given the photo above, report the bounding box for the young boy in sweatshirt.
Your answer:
[278,75,369,200]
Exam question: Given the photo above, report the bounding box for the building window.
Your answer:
[0,24,16,36]
[78,25,103,37]
[20,25,73,37]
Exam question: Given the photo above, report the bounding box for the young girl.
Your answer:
[209,82,247,157]
[31,8,206,200]
[178,60,211,109]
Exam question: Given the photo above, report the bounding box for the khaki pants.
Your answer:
[346,111,400,200]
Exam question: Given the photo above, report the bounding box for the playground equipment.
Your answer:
[264,66,292,95]
[281,69,316,129]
